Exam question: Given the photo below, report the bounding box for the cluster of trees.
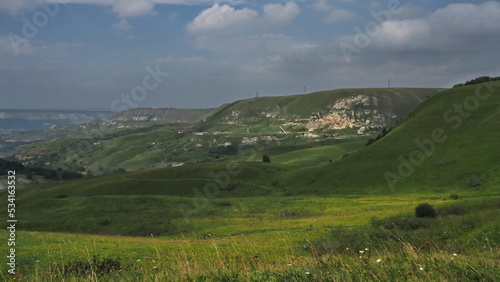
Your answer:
[453,76,500,88]
[0,158,82,181]
[365,127,392,147]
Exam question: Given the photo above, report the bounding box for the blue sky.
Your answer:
[1,0,499,110]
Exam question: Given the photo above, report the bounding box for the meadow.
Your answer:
[1,192,498,281]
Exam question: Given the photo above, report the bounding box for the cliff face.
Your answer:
[109,108,213,122]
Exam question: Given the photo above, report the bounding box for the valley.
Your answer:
[0,82,498,281]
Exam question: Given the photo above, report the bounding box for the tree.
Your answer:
[262,155,271,163]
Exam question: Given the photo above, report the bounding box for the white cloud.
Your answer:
[313,1,356,23]
[0,0,34,15]
[313,0,331,12]
[188,2,300,35]
[112,19,131,31]
[187,4,259,35]
[372,19,430,50]
[341,1,500,54]
[111,0,155,17]
[263,2,300,27]
[429,1,500,36]
[0,0,248,17]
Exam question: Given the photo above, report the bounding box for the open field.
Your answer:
[1,193,498,281]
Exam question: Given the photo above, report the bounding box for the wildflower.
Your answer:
[136,259,141,262]
[118,269,123,273]
[303,245,308,249]
[365,248,369,251]
[419,267,424,271]
[346,247,350,250]
[35,260,40,263]
[376,259,382,263]
[288,264,292,267]
[359,250,364,254]
[305,272,310,275]
[453,253,457,256]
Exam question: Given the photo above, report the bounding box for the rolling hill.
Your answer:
[3,83,498,236]
[2,88,441,174]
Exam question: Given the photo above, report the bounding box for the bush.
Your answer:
[467,176,484,189]
[415,203,437,218]
[262,155,271,163]
[371,216,432,230]
[438,205,467,216]
[61,256,121,277]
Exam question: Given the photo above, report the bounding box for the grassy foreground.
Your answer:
[1,193,498,281]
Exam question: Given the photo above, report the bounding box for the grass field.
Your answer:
[1,193,498,281]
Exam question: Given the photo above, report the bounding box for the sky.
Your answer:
[0,0,499,111]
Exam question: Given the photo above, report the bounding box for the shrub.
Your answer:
[438,205,467,216]
[467,176,484,189]
[415,203,437,218]
[61,256,121,277]
[371,216,432,230]
[262,155,271,163]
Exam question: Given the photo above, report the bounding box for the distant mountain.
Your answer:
[109,108,213,122]
[0,110,114,135]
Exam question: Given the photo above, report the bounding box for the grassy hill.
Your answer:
[196,88,441,133]
[280,81,500,194]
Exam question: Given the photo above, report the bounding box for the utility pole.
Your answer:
[256,91,259,98]
[388,80,391,88]
[304,86,306,94]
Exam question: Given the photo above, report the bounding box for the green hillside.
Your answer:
[3,83,498,237]
[197,88,441,133]
[281,82,500,194]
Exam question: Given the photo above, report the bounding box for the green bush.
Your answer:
[262,155,271,163]
[415,203,437,218]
